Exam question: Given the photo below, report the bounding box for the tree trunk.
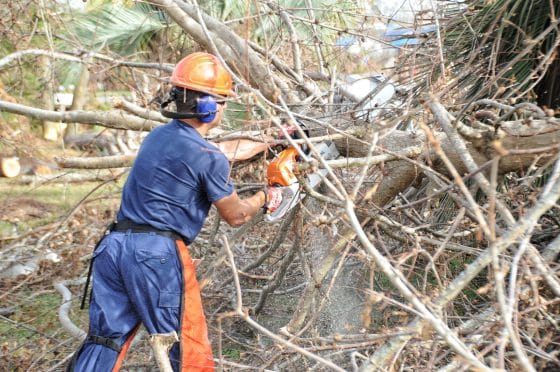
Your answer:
[39,55,60,141]
[65,56,91,138]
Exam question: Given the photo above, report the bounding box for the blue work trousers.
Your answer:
[69,231,214,371]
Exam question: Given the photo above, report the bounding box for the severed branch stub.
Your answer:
[149,331,179,372]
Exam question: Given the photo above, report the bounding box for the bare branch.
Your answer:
[0,100,160,131]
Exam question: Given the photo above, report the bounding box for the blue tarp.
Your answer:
[384,23,437,46]
[335,23,437,49]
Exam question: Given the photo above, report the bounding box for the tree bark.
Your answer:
[65,55,92,138]
[0,100,161,131]
[56,154,135,169]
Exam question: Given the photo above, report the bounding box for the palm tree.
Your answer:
[396,0,559,110]
[69,2,173,57]
[442,0,559,108]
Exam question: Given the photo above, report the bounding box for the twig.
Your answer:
[265,1,303,80]
[253,212,300,314]
[112,98,167,123]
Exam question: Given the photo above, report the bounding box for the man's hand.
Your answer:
[264,183,301,222]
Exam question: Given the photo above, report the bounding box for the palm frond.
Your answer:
[398,0,559,107]
[70,3,168,56]
[444,0,560,105]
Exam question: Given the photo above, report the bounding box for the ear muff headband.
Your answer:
[160,90,218,123]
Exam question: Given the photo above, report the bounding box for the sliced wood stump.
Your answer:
[0,157,20,178]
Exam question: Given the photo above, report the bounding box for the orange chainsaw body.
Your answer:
[267,147,299,186]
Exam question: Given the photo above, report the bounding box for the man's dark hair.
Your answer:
[160,86,223,119]
[171,87,201,113]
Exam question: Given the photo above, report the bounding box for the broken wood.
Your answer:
[64,132,119,155]
[18,157,57,176]
[149,331,178,372]
[1,157,20,178]
[14,170,123,185]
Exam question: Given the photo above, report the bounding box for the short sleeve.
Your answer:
[203,153,234,202]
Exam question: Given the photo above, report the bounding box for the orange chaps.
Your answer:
[175,240,214,371]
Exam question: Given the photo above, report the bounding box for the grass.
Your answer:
[0,290,78,369]
[0,177,124,239]
[0,292,66,340]
[222,347,241,360]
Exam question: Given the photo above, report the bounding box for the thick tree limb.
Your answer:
[56,155,135,169]
[0,100,160,131]
[331,115,560,208]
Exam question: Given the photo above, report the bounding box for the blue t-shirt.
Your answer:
[117,120,234,243]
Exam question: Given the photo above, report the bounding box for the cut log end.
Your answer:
[1,157,21,178]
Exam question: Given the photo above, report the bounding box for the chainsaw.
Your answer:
[264,139,339,222]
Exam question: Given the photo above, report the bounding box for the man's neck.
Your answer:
[179,119,211,137]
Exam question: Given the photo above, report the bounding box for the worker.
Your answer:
[67,52,290,371]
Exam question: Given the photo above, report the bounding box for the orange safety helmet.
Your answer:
[171,52,235,98]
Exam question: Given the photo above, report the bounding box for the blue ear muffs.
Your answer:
[197,95,218,123]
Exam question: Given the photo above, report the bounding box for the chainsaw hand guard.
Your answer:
[267,147,299,187]
[264,183,301,222]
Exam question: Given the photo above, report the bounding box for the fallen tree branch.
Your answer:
[13,170,125,184]
[0,100,161,131]
[359,158,560,370]
[56,155,135,169]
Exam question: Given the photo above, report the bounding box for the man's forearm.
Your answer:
[213,139,270,161]
[214,190,266,226]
